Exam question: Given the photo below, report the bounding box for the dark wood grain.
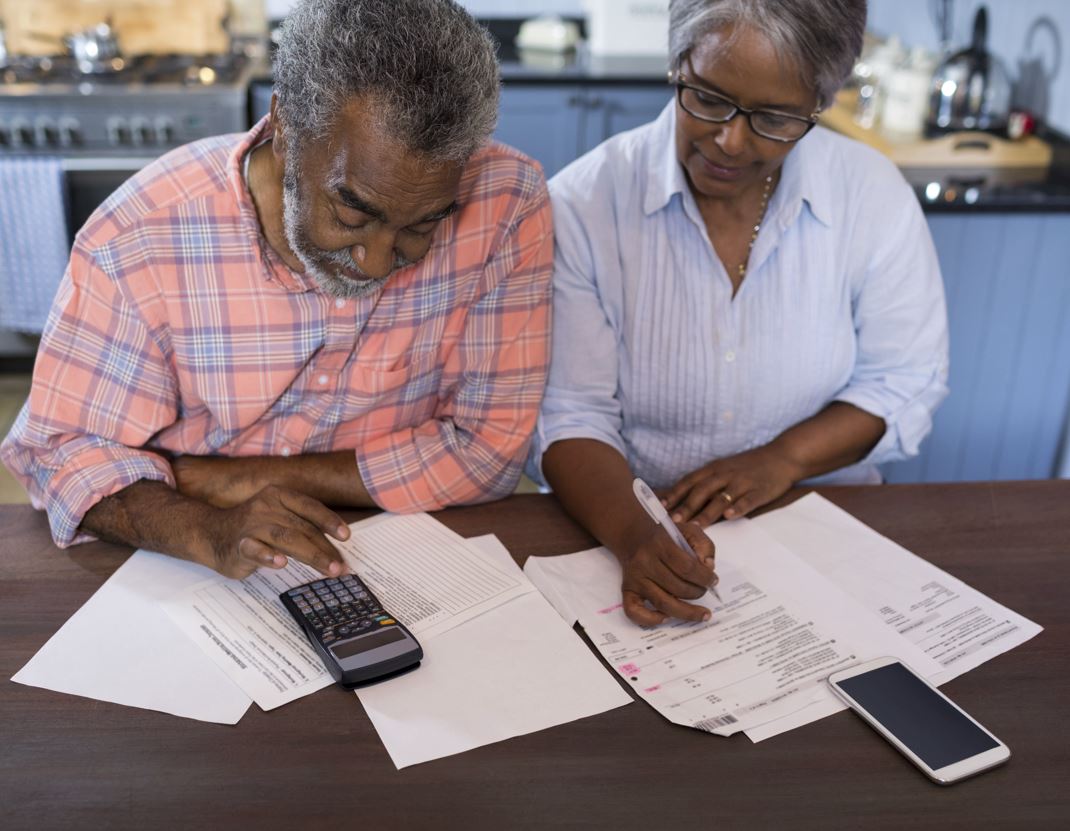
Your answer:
[2,482,1069,830]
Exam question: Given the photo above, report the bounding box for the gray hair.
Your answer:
[273,0,500,161]
[668,0,867,108]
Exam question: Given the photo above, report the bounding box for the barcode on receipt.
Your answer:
[693,714,739,731]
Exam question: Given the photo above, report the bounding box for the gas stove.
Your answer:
[0,52,255,156]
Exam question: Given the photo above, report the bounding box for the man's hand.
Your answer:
[620,520,717,626]
[661,444,801,526]
[173,455,263,509]
[205,485,351,580]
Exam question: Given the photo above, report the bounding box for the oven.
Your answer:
[0,54,255,343]
[0,55,255,243]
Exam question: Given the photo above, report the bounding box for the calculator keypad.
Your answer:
[286,575,396,645]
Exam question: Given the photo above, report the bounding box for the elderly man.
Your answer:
[1,0,552,579]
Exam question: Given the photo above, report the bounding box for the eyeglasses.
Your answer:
[668,67,819,143]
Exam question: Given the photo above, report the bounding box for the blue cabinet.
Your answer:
[497,84,670,178]
[882,213,1070,482]
[579,88,673,155]
[493,87,586,180]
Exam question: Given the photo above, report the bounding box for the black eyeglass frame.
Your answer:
[668,68,821,143]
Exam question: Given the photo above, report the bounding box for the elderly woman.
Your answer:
[530,0,948,625]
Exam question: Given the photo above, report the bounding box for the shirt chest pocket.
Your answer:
[339,350,441,415]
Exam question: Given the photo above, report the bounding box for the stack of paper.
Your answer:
[12,512,630,769]
[524,494,1042,742]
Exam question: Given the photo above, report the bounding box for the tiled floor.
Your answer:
[0,374,30,503]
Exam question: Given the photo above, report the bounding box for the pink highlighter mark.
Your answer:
[598,603,624,615]
[619,663,640,675]
[644,685,661,693]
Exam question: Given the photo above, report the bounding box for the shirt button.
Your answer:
[335,298,346,309]
[317,374,329,386]
[724,351,736,363]
[280,446,292,457]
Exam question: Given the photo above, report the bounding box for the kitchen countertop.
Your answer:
[254,17,1070,213]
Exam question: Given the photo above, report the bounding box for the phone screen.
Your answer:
[836,662,998,770]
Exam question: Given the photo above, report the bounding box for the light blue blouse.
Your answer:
[529,102,949,488]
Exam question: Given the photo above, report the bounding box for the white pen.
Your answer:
[632,477,723,605]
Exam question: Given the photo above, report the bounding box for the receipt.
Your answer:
[526,520,941,735]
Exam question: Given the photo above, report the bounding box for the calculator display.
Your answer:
[331,627,406,659]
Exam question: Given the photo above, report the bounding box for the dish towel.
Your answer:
[0,157,70,333]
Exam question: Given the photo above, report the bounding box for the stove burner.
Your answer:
[0,53,247,87]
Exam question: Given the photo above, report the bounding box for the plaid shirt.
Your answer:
[2,118,553,547]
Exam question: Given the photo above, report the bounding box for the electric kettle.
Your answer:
[925,6,1012,135]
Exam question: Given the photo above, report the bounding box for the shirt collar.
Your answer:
[642,102,689,216]
[227,115,316,294]
[641,103,833,229]
[767,127,833,230]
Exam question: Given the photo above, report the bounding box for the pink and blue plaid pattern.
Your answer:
[1,118,553,546]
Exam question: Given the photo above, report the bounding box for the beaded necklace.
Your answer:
[737,174,774,281]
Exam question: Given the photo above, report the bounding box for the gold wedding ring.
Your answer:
[720,491,734,505]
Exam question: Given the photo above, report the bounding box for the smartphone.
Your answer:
[827,657,1010,785]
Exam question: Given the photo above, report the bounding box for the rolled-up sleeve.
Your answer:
[357,189,554,511]
[0,246,177,546]
[526,184,628,485]
[834,180,949,465]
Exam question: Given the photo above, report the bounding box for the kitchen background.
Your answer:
[1,0,1068,502]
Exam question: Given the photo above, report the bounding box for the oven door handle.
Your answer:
[61,157,151,173]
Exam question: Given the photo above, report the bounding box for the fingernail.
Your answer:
[660,498,668,506]
[329,561,341,576]
[702,611,711,622]
[273,555,286,567]
[724,509,736,519]
[703,557,715,568]
[671,512,682,522]
[336,525,349,539]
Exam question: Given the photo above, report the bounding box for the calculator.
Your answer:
[280,573,423,688]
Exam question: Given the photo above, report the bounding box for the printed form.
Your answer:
[742,493,1044,741]
[525,520,940,736]
[163,512,529,710]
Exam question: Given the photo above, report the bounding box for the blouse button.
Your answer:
[724,350,736,363]
[280,446,292,457]
[335,298,346,309]
[317,374,329,386]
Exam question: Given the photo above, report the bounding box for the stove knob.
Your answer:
[35,118,59,147]
[59,118,82,147]
[154,117,175,145]
[11,119,34,147]
[107,117,131,146]
[131,118,153,146]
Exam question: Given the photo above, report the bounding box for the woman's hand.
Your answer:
[619,520,718,626]
[661,444,801,526]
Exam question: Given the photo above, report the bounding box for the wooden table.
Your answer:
[2,482,1068,829]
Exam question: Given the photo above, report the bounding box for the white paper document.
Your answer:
[743,494,1044,742]
[163,512,531,711]
[753,494,1044,678]
[12,550,251,724]
[356,535,633,769]
[161,557,335,710]
[525,521,941,736]
[331,512,528,641]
